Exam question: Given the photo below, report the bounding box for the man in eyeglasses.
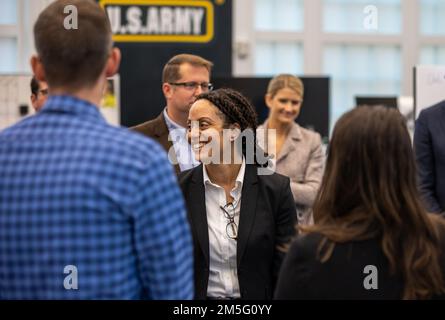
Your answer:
[30,76,49,112]
[132,54,213,174]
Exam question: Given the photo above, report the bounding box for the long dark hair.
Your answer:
[303,106,445,299]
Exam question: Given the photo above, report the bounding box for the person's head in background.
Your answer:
[30,76,49,112]
[265,74,304,128]
[30,0,120,105]
[162,54,213,127]
[304,106,445,299]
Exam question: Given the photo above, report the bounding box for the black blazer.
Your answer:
[275,232,445,299]
[414,101,445,214]
[179,164,296,300]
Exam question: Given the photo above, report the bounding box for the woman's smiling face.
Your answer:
[266,87,303,125]
[187,99,227,164]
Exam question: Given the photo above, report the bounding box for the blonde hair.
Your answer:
[267,74,304,98]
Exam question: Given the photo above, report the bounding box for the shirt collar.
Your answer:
[41,95,105,123]
[203,157,246,191]
[164,107,185,131]
[260,120,303,141]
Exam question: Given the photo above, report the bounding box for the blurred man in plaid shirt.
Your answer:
[0,0,193,300]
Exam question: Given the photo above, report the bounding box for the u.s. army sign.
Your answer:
[99,0,214,43]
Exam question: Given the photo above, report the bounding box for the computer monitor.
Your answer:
[355,96,398,109]
[212,77,330,138]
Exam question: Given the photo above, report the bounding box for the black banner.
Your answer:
[98,0,232,127]
[0,300,429,319]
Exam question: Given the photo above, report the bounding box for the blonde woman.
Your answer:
[258,74,324,225]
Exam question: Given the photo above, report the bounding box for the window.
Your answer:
[420,46,445,65]
[0,38,17,73]
[255,0,303,31]
[255,42,303,76]
[324,45,401,124]
[254,0,304,76]
[0,0,17,25]
[0,0,18,73]
[323,0,401,34]
[420,0,445,35]
[236,0,427,133]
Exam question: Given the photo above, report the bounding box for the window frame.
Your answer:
[0,0,54,74]
[233,0,445,97]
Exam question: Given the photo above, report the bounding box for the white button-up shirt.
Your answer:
[203,160,246,299]
[163,108,200,171]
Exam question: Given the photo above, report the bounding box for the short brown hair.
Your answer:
[162,54,213,83]
[34,0,112,90]
[267,74,304,98]
[30,76,40,96]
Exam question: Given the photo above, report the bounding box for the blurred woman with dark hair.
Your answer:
[275,106,445,300]
[179,88,296,300]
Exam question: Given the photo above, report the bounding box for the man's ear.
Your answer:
[105,47,121,78]
[30,55,46,82]
[163,82,173,99]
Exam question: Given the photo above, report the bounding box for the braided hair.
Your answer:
[196,88,268,167]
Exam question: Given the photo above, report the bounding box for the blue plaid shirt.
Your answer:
[0,95,193,299]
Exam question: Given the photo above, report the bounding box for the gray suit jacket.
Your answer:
[258,122,325,224]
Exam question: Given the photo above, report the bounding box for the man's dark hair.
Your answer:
[30,76,39,96]
[33,0,112,90]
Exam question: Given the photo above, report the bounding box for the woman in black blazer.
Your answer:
[275,106,445,300]
[179,88,296,300]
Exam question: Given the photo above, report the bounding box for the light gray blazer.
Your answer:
[258,121,325,224]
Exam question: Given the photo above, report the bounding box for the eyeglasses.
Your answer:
[220,203,238,240]
[169,82,213,92]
